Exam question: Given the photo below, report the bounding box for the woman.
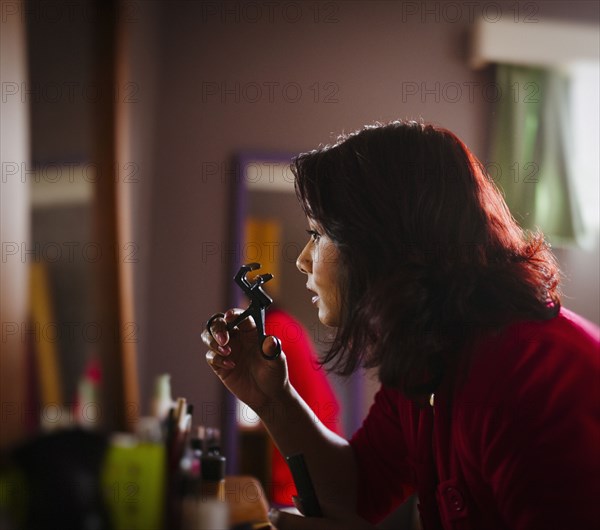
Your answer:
[203,121,599,530]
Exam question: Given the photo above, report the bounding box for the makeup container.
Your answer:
[200,434,226,501]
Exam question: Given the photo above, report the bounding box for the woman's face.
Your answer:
[296,218,343,327]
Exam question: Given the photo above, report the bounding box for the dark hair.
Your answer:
[292,120,561,399]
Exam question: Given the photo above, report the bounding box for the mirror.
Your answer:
[242,154,324,343]
[232,154,379,441]
[22,0,135,433]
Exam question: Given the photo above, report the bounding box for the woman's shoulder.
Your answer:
[458,307,599,404]
[478,306,598,360]
[547,306,600,344]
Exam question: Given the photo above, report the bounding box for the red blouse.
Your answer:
[350,308,600,530]
[266,309,343,506]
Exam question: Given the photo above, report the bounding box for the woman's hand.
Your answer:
[202,308,289,412]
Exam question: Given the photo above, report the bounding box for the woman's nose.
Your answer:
[296,242,312,274]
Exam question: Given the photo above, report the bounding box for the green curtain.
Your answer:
[490,64,584,245]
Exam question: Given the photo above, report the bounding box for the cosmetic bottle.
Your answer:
[179,427,203,485]
[200,439,226,501]
[151,373,174,422]
[181,428,228,529]
[189,427,204,478]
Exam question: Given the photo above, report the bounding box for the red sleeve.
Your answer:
[266,310,342,505]
[349,386,415,524]
[466,311,600,529]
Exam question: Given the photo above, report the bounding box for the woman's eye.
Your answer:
[306,230,321,242]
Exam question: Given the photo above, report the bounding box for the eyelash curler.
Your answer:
[226,262,282,360]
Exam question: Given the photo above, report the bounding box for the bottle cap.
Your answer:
[154,374,172,399]
[201,453,226,481]
[151,374,174,420]
[205,427,221,452]
[136,416,162,443]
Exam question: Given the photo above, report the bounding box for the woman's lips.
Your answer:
[307,285,319,305]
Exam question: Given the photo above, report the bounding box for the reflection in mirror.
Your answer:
[23,0,133,433]
[242,155,322,343]
[241,155,376,437]
[25,2,99,428]
[229,155,375,499]
[29,168,94,419]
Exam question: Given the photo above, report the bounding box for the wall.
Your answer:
[132,1,599,432]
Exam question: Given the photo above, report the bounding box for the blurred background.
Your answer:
[2,0,598,476]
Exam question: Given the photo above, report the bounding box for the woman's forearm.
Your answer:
[257,383,357,513]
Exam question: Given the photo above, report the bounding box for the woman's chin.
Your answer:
[318,308,340,328]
